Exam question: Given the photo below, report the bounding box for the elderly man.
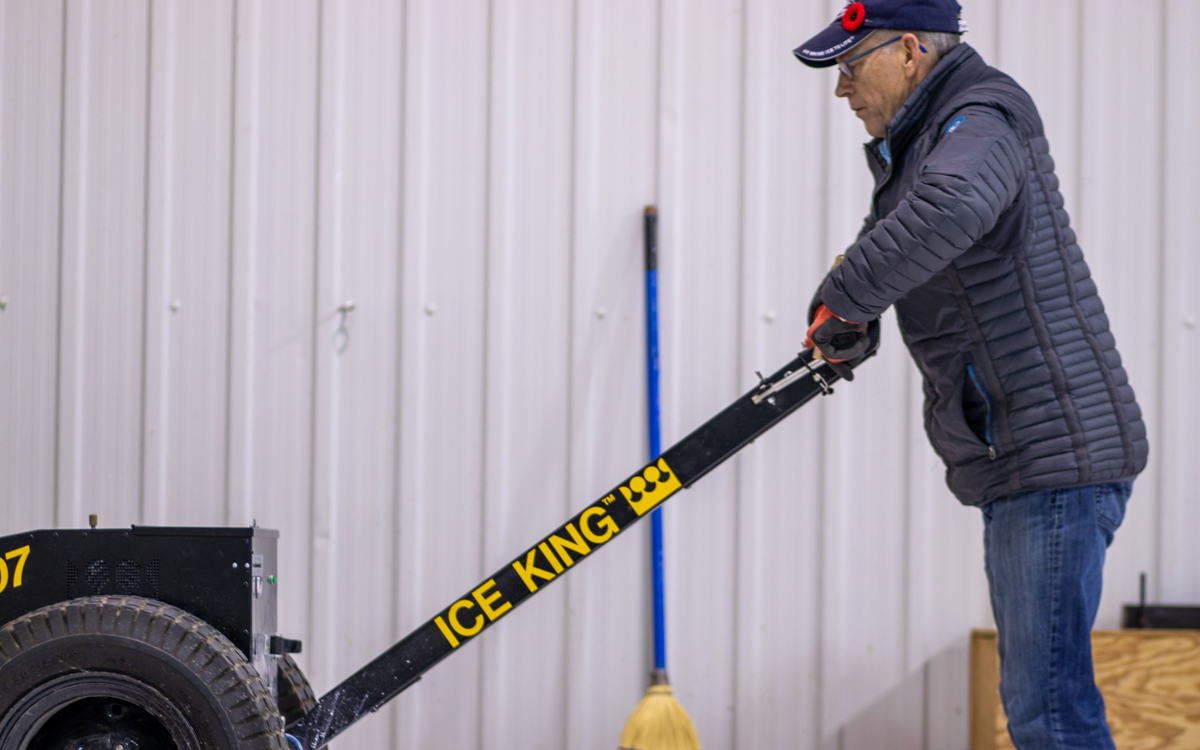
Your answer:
[794,2,1148,748]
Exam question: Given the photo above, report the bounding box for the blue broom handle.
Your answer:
[644,207,666,673]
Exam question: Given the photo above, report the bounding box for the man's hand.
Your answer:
[805,304,872,381]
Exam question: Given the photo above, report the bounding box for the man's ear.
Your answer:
[902,33,923,75]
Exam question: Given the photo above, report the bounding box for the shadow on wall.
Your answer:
[828,637,972,750]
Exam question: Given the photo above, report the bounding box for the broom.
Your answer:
[619,206,701,750]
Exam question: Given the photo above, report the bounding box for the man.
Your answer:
[793,2,1148,749]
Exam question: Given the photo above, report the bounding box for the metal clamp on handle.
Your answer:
[751,354,833,405]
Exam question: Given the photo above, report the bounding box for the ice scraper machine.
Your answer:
[0,335,876,750]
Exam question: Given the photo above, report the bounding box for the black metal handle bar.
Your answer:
[287,342,876,749]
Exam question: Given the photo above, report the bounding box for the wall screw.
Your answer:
[170,299,181,312]
[0,295,8,310]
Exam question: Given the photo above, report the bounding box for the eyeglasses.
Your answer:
[837,36,927,80]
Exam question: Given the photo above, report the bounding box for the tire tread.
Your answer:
[0,596,285,749]
[276,654,317,730]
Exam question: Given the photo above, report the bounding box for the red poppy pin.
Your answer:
[842,2,866,32]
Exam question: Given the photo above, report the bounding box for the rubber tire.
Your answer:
[276,654,317,730]
[0,595,286,750]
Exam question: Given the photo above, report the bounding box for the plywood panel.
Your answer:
[0,0,64,533]
[657,1,745,746]
[306,2,403,748]
[393,1,491,746]
[734,0,832,747]
[968,629,1000,750]
[1077,0,1163,628]
[141,0,234,527]
[1095,631,1200,748]
[56,0,150,529]
[226,0,320,680]
[564,1,659,747]
[972,629,1200,750]
[1159,0,1200,606]
[478,2,575,747]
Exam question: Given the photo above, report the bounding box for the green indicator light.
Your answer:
[268,575,277,584]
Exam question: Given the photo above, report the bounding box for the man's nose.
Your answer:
[834,74,852,98]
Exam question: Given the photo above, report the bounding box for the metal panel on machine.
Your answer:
[0,526,278,684]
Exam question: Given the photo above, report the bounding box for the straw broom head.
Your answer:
[618,684,701,750]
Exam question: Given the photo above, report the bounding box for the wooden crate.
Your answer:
[970,629,1200,749]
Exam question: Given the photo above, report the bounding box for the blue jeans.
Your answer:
[982,481,1133,750]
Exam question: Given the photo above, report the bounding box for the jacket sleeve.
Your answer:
[820,106,1026,322]
[807,213,875,324]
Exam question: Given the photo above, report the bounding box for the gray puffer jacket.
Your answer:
[818,43,1147,506]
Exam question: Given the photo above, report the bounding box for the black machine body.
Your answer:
[0,525,296,697]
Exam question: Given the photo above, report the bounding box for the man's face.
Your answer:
[834,32,930,139]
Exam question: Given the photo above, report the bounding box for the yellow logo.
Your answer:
[0,545,30,594]
[619,457,681,517]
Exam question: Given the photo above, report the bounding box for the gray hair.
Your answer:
[870,28,961,62]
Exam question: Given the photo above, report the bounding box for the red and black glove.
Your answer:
[805,304,872,381]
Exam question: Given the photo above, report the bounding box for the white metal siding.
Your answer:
[0,1,1194,749]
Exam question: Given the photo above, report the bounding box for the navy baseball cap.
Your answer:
[794,0,964,68]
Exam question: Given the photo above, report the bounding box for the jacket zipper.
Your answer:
[967,364,997,460]
[870,135,894,221]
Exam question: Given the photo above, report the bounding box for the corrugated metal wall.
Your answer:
[0,1,1195,748]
